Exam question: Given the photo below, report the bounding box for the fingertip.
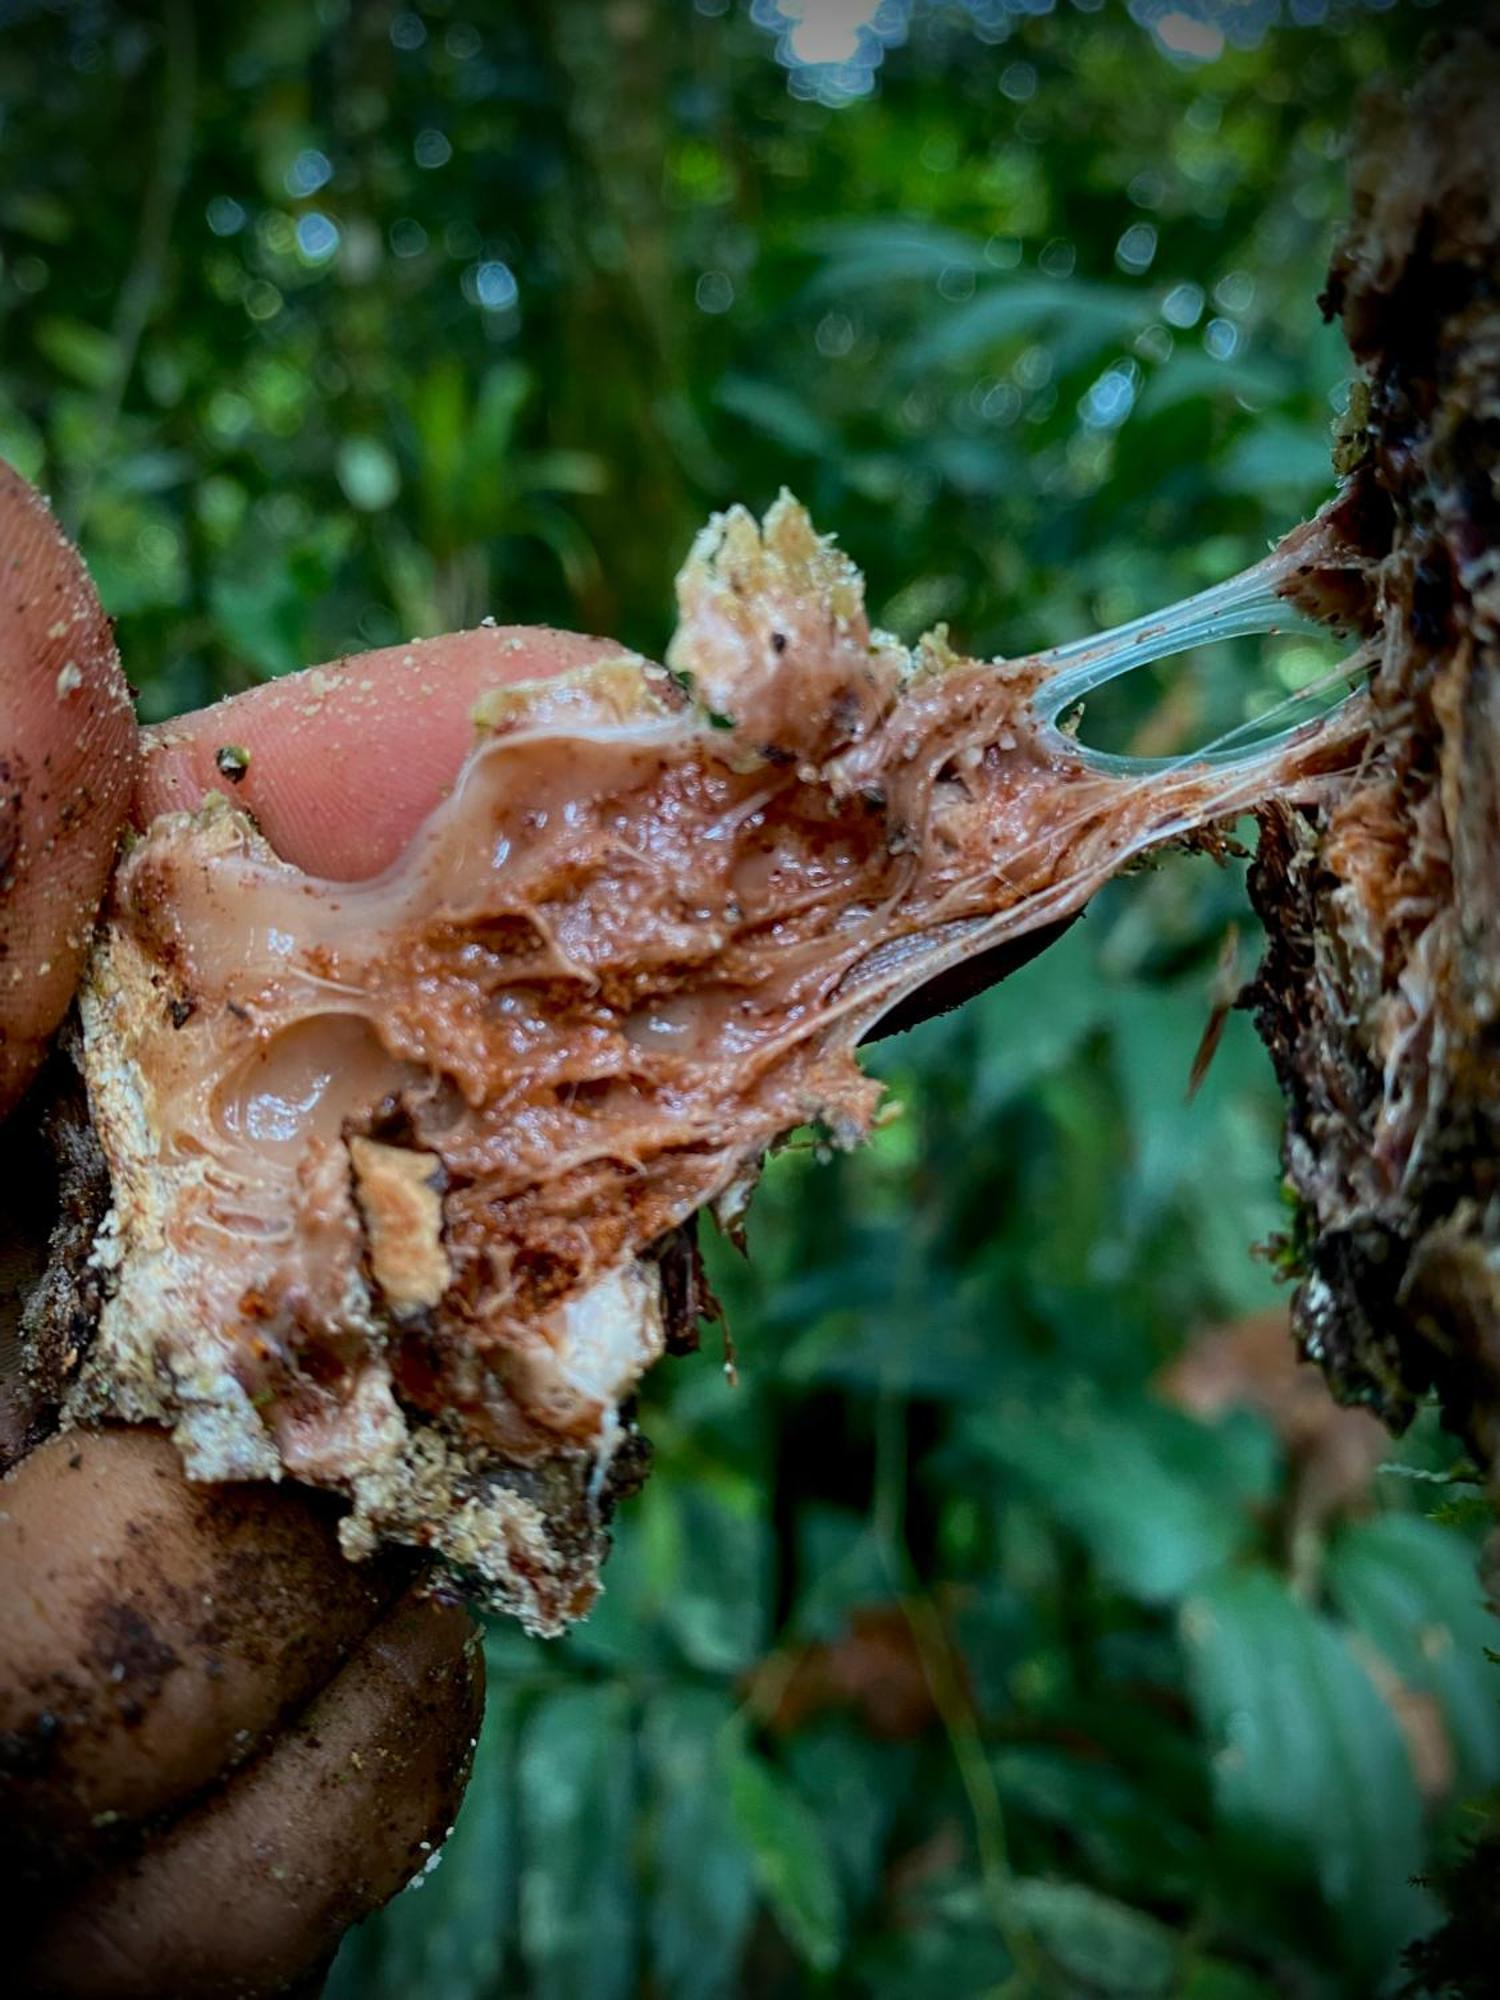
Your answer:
[0,461,137,1119]
[137,624,621,879]
[0,1428,404,1866]
[17,1584,484,1998]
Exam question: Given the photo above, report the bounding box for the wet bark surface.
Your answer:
[1246,28,1500,1482]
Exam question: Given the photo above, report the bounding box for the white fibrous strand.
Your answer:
[69,494,1370,1632]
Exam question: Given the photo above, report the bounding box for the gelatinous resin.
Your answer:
[71,495,1367,1631]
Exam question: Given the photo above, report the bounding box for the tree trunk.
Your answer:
[1247,27,1500,1499]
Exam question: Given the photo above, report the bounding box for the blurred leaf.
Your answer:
[209,570,307,677]
[1217,421,1334,503]
[84,504,190,619]
[900,278,1148,375]
[1181,1566,1431,1972]
[1135,349,1292,418]
[517,1686,638,2000]
[790,1506,891,1642]
[379,528,444,640]
[976,1394,1274,1604]
[967,921,1107,1113]
[108,449,193,495]
[663,1476,771,1672]
[1001,1877,1177,1995]
[785,1724,909,1911]
[994,1746,1204,1902]
[1107,987,1287,1313]
[799,219,988,299]
[777,1271,1006,1400]
[850,1899,1013,1998]
[715,373,837,458]
[728,1743,844,1972]
[412,360,471,553]
[924,433,1019,498]
[522,447,609,496]
[1326,1514,1500,1797]
[460,363,532,528]
[32,315,118,390]
[508,496,602,600]
[566,1463,769,1675]
[336,435,402,512]
[0,399,46,483]
[644,1690,757,2000]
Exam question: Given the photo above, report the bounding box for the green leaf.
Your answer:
[790,1506,891,1642]
[799,219,988,300]
[662,1476,771,1672]
[1135,349,1292,418]
[1003,1877,1177,1995]
[565,1465,769,1675]
[0,398,46,484]
[786,1725,908,1913]
[900,278,1148,375]
[32,315,118,390]
[84,502,190,618]
[520,447,609,496]
[977,1394,1273,1604]
[459,362,532,528]
[517,1685,638,2000]
[714,373,837,458]
[209,570,308,678]
[643,1691,756,2000]
[1181,1566,1431,1973]
[849,1900,1014,1998]
[727,1745,844,1972]
[968,921,1106,1113]
[412,359,470,552]
[993,1746,1203,1902]
[924,433,1019,497]
[1216,421,1334,503]
[1106,982,1288,1311]
[776,1263,1002,1400]
[1326,1513,1500,1797]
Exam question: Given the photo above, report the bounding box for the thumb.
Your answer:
[0,459,137,1121]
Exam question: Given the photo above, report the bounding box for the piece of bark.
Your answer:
[1245,29,1500,1483]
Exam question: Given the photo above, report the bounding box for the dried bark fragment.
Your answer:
[2,1051,110,1463]
[1245,30,1500,1475]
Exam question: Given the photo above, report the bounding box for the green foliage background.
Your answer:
[3,1,1496,1993]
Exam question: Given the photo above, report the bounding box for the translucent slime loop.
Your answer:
[71,494,1372,1630]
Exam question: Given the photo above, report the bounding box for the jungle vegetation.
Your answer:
[1,2,1492,1994]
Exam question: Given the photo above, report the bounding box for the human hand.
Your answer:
[0,453,1067,1997]
[0,462,610,1996]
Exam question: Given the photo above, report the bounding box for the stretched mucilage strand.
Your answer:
[835,526,1372,1040]
[1042,555,1309,710]
[62,491,1373,1631]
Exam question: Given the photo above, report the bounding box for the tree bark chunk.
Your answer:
[1246,30,1500,1475]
